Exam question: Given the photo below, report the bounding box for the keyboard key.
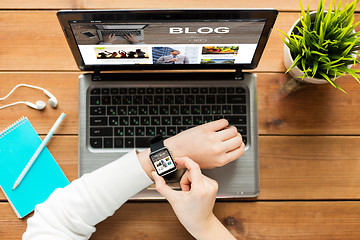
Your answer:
[114,138,123,148]
[227,87,235,93]
[236,87,246,93]
[242,136,247,145]
[191,105,201,115]
[236,126,247,135]
[180,105,190,115]
[90,96,100,105]
[90,138,102,148]
[164,88,172,94]
[156,127,166,136]
[185,95,195,104]
[201,105,211,114]
[133,95,142,104]
[90,117,107,126]
[139,106,148,115]
[114,127,124,136]
[119,116,129,125]
[172,116,182,125]
[191,87,199,94]
[135,137,149,148]
[110,88,119,95]
[161,116,172,125]
[154,95,164,104]
[130,116,140,125]
[129,88,136,94]
[125,138,134,148]
[167,127,177,136]
[182,116,192,125]
[222,105,232,114]
[144,95,153,104]
[206,95,216,104]
[128,106,138,115]
[90,127,113,136]
[119,88,127,94]
[141,116,150,125]
[227,95,246,104]
[218,87,226,93]
[182,88,190,94]
[90,88,100,95]
[200,87,208,94]
[212,106,222,115]
[155,88,163,94]
[135,127,145,136]
[196,95,206,104]
[107,106,117,115]
[118,106,127,115]
[173,88,181,94]
[209,87,217,93]
[224,115,247,125]
[216,95,226,104]
[109,116,119,126]
[146,127,156,136]
[177,126,187,133]
[111,96,121,105]
[193,116,203,125]
[170,106,179,115]
[101,88,110,95]
[90,106,106,115]
[175,95,184,104]
[203,115,213,123]
[149,106,159,115]
[164,95,174,104]
[102,96,111,105]
[137,88,146,94]
[125,127,135,136]
[104,138,113,148]
[151,116,161,125]
[123,96,132,105]
[233,105,246,114]
[159,106,169,115]
[146,88,155,94]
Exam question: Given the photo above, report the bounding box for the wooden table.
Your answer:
[1,1,360,239]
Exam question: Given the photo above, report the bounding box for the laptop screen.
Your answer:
[58,10,278,71]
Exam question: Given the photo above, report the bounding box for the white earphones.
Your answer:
[0,84,58,110]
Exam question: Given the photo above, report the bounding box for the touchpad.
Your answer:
[147,169,185,190]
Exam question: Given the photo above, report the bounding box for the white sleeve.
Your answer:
[22,150,153,240]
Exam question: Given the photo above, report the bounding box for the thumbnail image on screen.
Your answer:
[150,149,175,175]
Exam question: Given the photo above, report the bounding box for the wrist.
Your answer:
[137,148,153,180]
[190,214,235,240]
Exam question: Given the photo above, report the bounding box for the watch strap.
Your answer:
[149,135,165,152]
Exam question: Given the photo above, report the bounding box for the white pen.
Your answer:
[12,113,66,190]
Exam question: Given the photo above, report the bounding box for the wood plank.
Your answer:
[1,72,360,135]
[0,11,358,71]
[1,0,360,11]
[1,135,360,201]
[1,201,360,239]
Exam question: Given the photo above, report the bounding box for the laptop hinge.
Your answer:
[92,67,101,81]
[234,68,244,80]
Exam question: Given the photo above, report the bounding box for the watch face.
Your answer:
[150,148,177,176]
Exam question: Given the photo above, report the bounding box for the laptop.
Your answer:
[95,24,148,41]
[57,9,278,199]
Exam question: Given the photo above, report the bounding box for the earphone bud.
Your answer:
[43,89,58,108]
[26,101,46,110]
[0,84,58,110]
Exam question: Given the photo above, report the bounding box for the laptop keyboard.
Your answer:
[100,30,141,37]
[89,86,248,149]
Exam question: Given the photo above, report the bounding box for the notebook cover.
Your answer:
[0,117,70,218]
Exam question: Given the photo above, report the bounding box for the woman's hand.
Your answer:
[152,157,236,240]
[165,119,245,169]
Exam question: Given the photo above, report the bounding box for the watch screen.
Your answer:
[150,148,176,175]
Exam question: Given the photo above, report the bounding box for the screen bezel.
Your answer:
[149,147,177,176]
[57,9,278,71]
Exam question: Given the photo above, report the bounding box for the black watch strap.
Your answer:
[149,135,165,152]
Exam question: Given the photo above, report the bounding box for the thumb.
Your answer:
[151,172,176,201]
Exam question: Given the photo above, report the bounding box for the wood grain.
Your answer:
[1,135,359,201]
[1,201,360,239]
[1,0,360,11]
[1,72,360,135]
[0,11,358,72]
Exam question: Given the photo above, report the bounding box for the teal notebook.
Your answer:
[0,117,70,218]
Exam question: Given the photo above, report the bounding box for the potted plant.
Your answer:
[279,0,360,92]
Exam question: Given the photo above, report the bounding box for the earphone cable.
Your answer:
[0,84,44,101]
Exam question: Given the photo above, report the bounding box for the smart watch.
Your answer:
[149,135,177,176]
